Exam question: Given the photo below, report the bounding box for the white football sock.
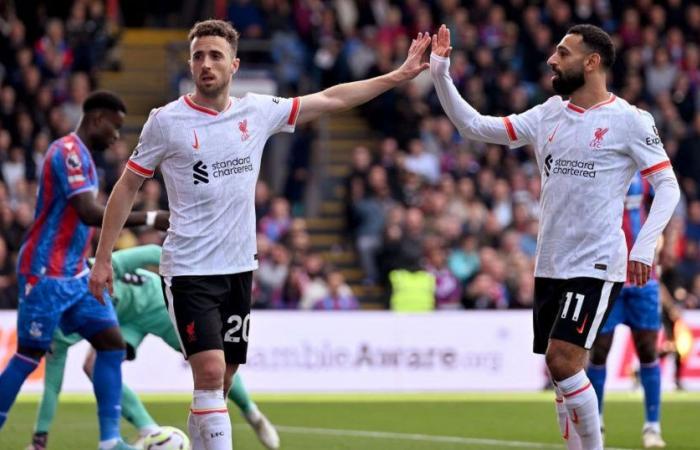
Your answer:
[559,370,603,450]
[554,384,583,450]
[188,410,205,450]
[192,389,232,450]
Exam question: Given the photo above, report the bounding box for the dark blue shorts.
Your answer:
[600,281,661,334]
[17,274,118,350]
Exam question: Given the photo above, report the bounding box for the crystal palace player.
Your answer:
[588,173,666,448]
[430,24,679,450]
[89,20,431,450]
[0,91,168,450]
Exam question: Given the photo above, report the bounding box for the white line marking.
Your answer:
[248,425,633,450]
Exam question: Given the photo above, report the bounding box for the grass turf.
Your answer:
[1,392,698,449]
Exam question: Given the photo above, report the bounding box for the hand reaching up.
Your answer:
[432,24,452,58]
[396,32,431,81]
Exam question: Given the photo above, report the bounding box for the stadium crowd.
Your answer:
[0,0,699,312]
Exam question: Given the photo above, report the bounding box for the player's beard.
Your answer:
[551,67,585,96]
[196,75,230,99]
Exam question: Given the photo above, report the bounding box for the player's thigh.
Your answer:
[549,277,622,351]
[61,276,120,342]
[533,277,565,355]
[627,281,662,332]
[16,275,70,351]
[220,272,252,365]
[599,287,630,335]
[161,274,228,359]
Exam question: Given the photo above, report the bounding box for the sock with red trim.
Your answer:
[191,390,232,450]
[554,384,582,450]
[558,370,603,450]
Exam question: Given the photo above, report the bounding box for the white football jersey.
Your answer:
[127,94,300,276]
[502,95,671,282]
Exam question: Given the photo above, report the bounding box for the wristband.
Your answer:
[146,211,157,227]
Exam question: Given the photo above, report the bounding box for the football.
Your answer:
[142,426,191,450]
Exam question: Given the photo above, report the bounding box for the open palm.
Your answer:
[432,24,452,57]
[397,32,431,81]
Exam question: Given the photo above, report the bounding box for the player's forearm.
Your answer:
[95,172,143,263]
[317,71,403,113]
[430,54,509,144]
[630,170,680,265]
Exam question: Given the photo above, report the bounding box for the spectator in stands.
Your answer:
[312,270,358,310]
[259,197,292,243]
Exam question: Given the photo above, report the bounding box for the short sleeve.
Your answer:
[626,109,672,178]
[503,99,555,148]
[53,144,97,199]
[250,94,300,135]
[126,109,167,178]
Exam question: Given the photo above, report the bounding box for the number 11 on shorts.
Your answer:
[561,292,585,321]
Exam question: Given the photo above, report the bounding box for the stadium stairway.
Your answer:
[98,30,384,307]
[98,29,188,148]
[309,112,385,308]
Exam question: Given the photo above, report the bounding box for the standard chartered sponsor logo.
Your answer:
[247,342,503,371]
[194,156,254,185]
[211,155,254,177]
[544,154,596,178]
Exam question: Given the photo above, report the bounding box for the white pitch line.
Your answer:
[264,425,633,450]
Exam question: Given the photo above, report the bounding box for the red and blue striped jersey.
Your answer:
[623,172,655,283]
[18,133,98,277]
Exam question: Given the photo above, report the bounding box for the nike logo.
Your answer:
[192,130,200,149]
[576,314,589,334]
[571,409,579,425]
[547,123,560,143]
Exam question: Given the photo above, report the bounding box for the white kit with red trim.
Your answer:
[128,94,300,276]
[430,54,675,282]
[502,95,674,282]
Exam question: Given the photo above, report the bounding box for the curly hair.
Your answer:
[188,19,240,55]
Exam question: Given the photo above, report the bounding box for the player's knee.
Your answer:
[193,360,226,389]
[589,345,608,366]
[546,343,585,381]
[635,337,658,364]
[17,346,46,361]
[88,326,126,351]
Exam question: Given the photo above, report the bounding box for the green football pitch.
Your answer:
[1,392,698,450]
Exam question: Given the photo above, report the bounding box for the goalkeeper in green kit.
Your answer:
[27,245,279,450]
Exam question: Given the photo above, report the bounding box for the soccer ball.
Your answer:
[142,426,191,450]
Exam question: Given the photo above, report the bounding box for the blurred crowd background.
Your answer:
[0,0,698,313]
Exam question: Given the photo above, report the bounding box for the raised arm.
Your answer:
[295,33,431,124]
[429,25,517,146]
[89,169,150,302]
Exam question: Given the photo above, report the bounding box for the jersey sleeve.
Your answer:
[625,109,672,177]
[250,93,300,135]
[53,145,97,199]
[504,98,556,148]
[111,244,162,279]
[126,109,167,178]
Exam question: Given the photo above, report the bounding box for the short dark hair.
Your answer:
[567,24,616,69]
[83,90,126,114]
[188,19,240,55]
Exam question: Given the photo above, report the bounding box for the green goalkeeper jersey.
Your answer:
[107,244,164,326]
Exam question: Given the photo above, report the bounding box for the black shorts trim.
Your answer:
[533,277,622,354]
[161,272,252,364]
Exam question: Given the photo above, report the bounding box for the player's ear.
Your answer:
[231,57,240,75]
[586,53,601,72]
